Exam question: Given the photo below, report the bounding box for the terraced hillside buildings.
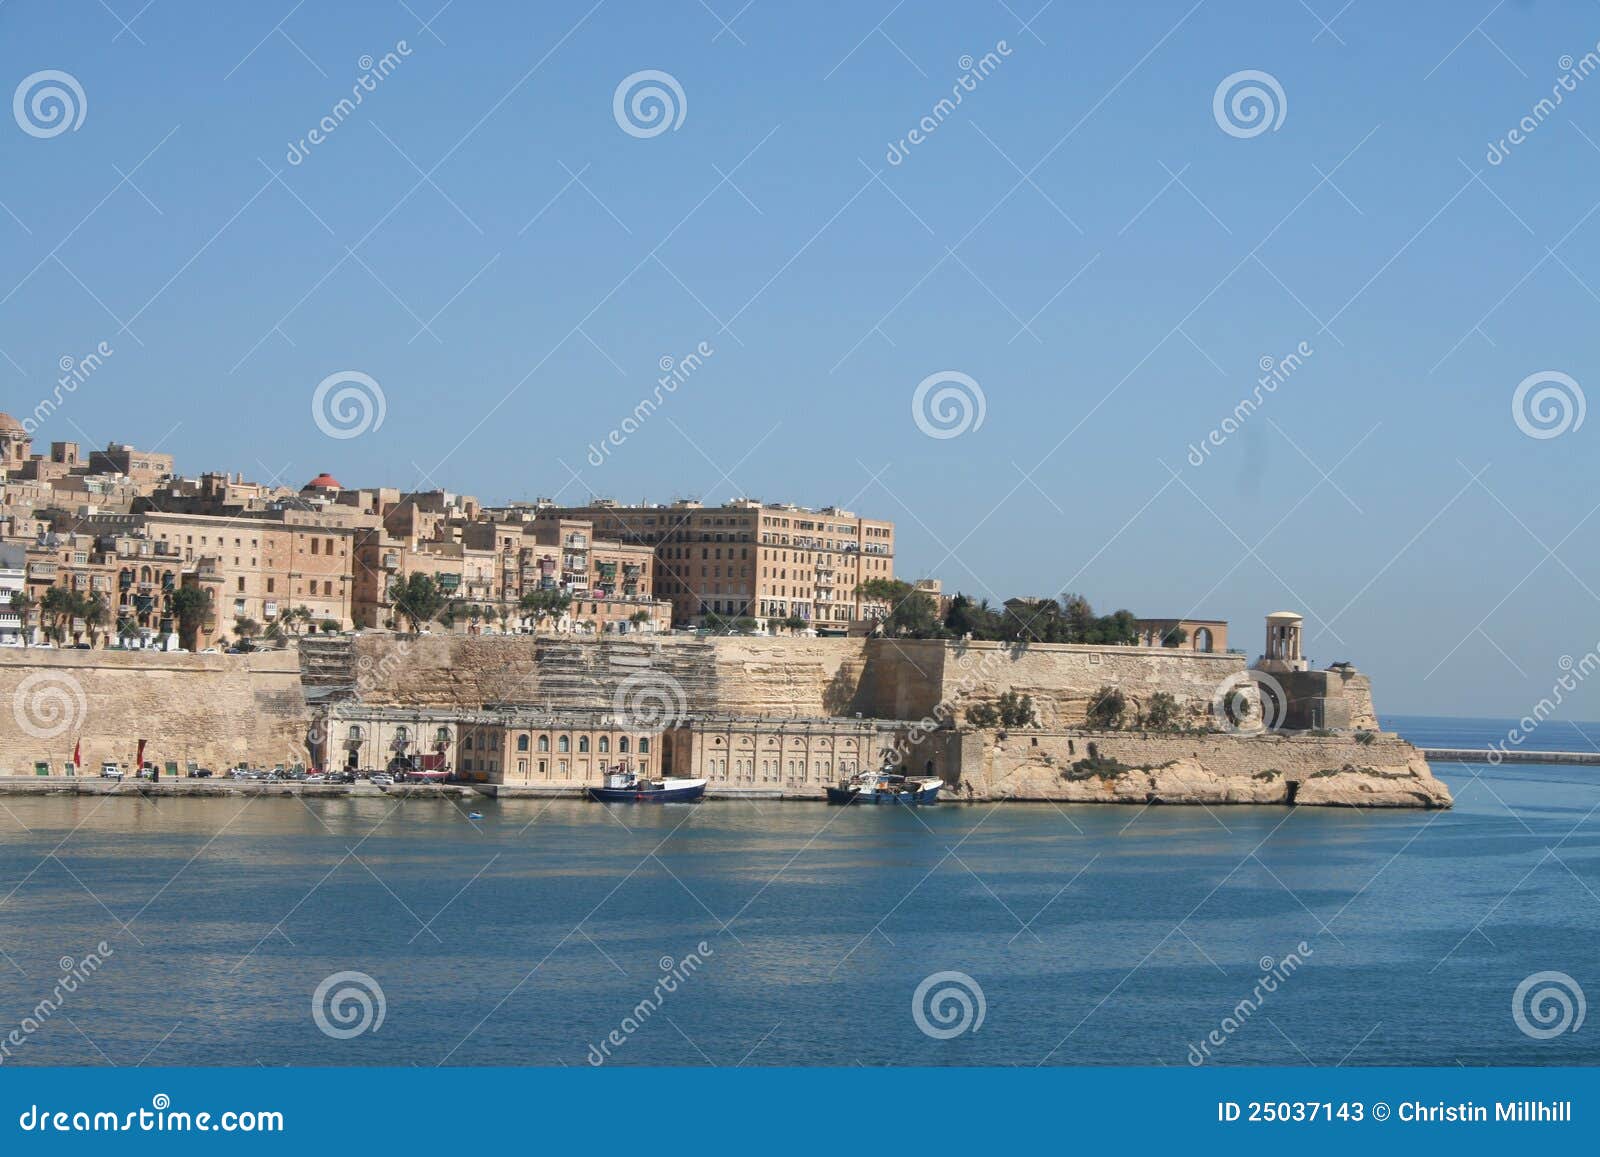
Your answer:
[0,412,892,644]
[519,497,896,630]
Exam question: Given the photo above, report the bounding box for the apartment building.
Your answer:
[141,510,356,640]
[529,498,895,628]
[352,513,662,631]
[0,541,25,642]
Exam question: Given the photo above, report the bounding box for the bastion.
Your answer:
[0,632,1451,808]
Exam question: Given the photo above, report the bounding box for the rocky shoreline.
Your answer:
[0,753,1453,809]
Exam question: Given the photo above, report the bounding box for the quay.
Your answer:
[1423,747,1600,765]
[0,777,792,801]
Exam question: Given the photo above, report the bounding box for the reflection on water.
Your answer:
[1,752,1597,1066]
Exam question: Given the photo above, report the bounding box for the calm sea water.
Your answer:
[0,715,1595,1067]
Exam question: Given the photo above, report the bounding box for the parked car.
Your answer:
[304,774,327,784]
[186,767,213,779]
[100,764,123,780]
[370,773,394,786]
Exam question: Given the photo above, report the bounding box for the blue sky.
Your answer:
[2,0,1598,717]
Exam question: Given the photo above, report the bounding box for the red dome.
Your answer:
[303,473,343,491]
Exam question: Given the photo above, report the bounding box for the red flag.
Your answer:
[73,739,81,768]
[136,738,146,769]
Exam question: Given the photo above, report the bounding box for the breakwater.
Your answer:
[1423,747,1600,765]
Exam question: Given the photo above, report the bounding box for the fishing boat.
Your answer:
[587,765,707,804]
[825,770,943,806]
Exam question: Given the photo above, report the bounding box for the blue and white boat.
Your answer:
[825,771,943,806]
[587,766,707,804]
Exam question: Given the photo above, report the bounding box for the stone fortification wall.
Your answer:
[344,634,1258,725]
[866,639,1250,728]
[347,634,874,716]
[0,647,309,775]
[350,630,876,720]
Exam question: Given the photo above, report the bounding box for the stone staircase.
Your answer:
[528,638,720,712]
[297,636,357,703]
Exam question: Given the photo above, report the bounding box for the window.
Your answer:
[266,578,274,593]
[464,735,474,750]
[538,735,550,752]
[599,736,609,753]
[638,738,650,754]
[558,735,569,753]
[578,736,589,753]
[237,577,245,592]
[516,735,529,752]
[619,737,630,754]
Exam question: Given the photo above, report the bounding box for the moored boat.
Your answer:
[587,765,707,803]
[825,771,943,805]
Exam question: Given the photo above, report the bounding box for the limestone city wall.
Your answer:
[0,646,309,775]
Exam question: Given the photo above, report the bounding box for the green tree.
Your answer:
[1085,685,1127,729]
[857,578,943,638]
[233,617,261,651]
[169,585,213,651]
[82,595,109,648]
[39,587,77,644]
[944,593,1003,639]
[319,618,339,634]
[996,690,1038,728]
[9,590,35,646]
[518,589,571,629]
[1141,691,1181,730]
[966,701,1001,729]
[390,573,446,633]
[1160,625,1189,648]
